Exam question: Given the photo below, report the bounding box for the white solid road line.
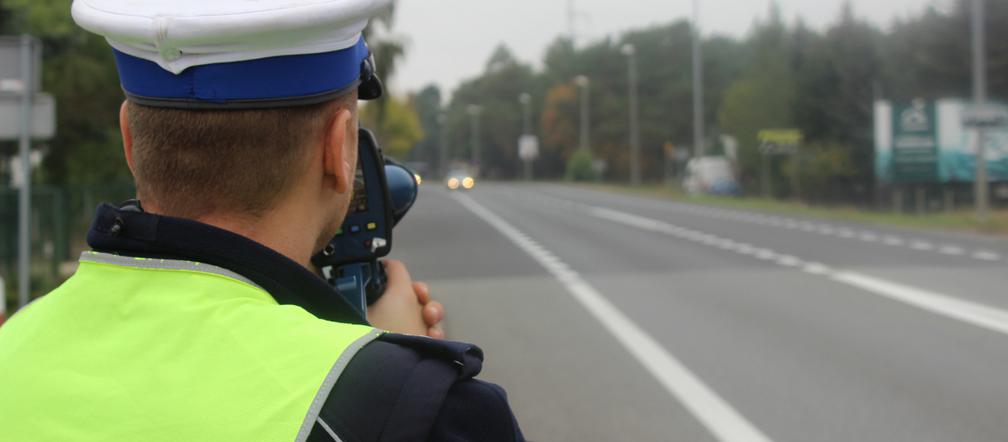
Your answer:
[832,272,1008,336]
[588,205,1008,339]
[451,193,773,442]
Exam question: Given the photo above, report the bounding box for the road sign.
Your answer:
[0,36,41,95]
[758,129,802,155]
[518,134,539,161]
[0,93,55,140]
[758,129,803,145]
[758,129,802,153]
[891,100,939,183]
[963,104,1008,127]
[758,143,798,155]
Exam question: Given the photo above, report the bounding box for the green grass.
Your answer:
[568,183,1008,237]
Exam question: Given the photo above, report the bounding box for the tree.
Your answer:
[360,95,424,159]
[444,44,539,178]
[411,85,443,173]
[540,83,579,178]
[810,4,885,196]
[1,0,130,186]
[717,5,796,194]
[363,2,406,136]
[882,0,1007,102]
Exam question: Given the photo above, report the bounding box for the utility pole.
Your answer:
[971,0,989,222]
[17,35,34,308]
[575,75,591,152]
[468,104,482,174]
[519,93,533,181]
[691,0,705,159]
[567,0,576,46]
[622,44,641,186]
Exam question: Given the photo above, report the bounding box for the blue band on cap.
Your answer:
[113,37,370,107]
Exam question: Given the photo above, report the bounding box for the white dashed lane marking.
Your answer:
[939,246,965,256]
[588,206,1008,339]
[883,236,905,246]
[520,191,1006,264]
[974,251,1003,261]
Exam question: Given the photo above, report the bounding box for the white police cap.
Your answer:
[71,0,391,108]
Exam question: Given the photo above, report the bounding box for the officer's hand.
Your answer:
[412,281,445,339]
[368,260,444,339]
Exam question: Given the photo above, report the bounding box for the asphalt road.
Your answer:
[392,182,1008,442]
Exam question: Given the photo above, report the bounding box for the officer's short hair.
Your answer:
[126,92,356,219]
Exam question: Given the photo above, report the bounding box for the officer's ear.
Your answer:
[119,101,137,178]
[323,106,355,195]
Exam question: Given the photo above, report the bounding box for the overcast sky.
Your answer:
[390,0,950,97]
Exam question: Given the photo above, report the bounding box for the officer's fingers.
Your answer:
[413,282,430,304]
[427,324,445,340]
[422,301,444,327]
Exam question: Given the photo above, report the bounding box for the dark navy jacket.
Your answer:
[87,202,525,442]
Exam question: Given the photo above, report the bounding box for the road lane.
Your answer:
[393,183,1008,441]
[452,192,772,442]
[392,186,716,442]
[526,184,1008,311]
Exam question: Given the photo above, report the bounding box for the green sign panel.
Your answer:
[876,99,1008,184]
[891,100,938,183]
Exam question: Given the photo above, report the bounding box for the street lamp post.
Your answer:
[519,93,533,181]
[971,0,989,222]
[574,75,591,153]
[622,44,642,186]
[17,35,34,308]
[437,112,448,178]
[691,0,705,159]
[519,93,532,136]
[467,104,482,174]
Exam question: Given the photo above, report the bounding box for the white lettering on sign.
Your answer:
[899,100,931,132]
[0,78,25,93]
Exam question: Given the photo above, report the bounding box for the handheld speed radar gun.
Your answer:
[312,128,419,321]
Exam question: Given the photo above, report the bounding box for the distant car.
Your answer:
[683,156,740,196]
[445,170,475,191]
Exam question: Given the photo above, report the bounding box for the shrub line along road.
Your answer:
[393,183,1008,442]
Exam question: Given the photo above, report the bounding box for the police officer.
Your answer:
[0,1,525,441]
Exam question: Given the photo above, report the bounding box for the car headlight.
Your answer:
[414,173,422,185]
[447,178,459,189]
[462,177,475,189]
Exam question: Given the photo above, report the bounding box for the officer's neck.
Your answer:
[146,201,320,271]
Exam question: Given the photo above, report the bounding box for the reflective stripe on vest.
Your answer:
[0,251,381,442]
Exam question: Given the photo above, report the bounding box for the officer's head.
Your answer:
[121,90,359,237]
[73,0,389,250]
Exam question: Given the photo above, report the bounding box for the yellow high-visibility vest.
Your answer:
[0,251,381,442]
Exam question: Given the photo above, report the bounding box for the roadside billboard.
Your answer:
[875,99,1008,184]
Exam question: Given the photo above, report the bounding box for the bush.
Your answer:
[565,148,597,182]
[783,142,858,203]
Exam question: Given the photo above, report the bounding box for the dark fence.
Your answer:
[1,182,135,313]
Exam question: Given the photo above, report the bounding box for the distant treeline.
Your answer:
[1,1,1006,206]
[411,2,1007,203]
